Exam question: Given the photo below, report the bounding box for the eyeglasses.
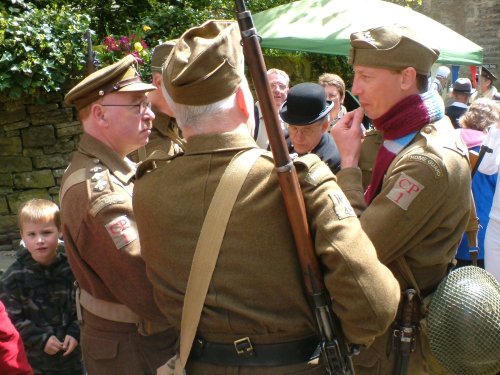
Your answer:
[100,100,152,115]
[288,123,322,137]
[270,82,288,90]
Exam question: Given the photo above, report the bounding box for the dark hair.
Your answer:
[417,74,429,93]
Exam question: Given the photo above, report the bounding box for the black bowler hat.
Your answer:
[279,82,334,125]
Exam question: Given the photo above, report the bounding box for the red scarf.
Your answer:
[364,94,433,204]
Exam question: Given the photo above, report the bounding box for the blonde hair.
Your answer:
[459,98,500,131]
[267,68,290,86]
[18,199,60,233]
[318,73,346,101]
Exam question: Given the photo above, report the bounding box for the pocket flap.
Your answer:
[84,334,118,360]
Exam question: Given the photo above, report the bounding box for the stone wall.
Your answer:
[421,0,500,74]
[0,93,82,251]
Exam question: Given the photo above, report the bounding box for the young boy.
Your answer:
[0,199,84,375]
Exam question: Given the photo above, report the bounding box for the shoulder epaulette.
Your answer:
[293,153,334,187]
[59,168,86,204]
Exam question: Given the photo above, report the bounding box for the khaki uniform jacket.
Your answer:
[129,104,185,162]
[60,134,166,323]
[337,118,471,372]
[133,132,400,351]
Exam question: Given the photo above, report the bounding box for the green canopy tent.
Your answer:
[253,0,483,66]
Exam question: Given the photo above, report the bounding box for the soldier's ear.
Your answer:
[400,67,417,91]
[92,103,108,125]
[152,73,162,89]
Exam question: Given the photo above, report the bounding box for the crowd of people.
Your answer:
[1,18,499,375]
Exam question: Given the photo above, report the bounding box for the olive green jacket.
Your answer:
[133,131,400,349]
[337,118,471,293]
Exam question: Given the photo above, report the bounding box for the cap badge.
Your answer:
[94,179,108,192]
[360,31,375,44]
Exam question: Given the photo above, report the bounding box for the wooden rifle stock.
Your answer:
[471,144,492,177]
[234,2,355,374]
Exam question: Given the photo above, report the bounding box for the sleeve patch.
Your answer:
[408,154,442,178]
[386,172,424,210]
[329,191,356,220]
[105,215,137,249]
[90,193,126,217]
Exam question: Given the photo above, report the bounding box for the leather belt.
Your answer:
[190,336,319,366]
[77,287,140,324]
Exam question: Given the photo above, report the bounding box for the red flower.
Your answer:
[103,36,120,52]
[119,36,130,52]
[131,51,144,65]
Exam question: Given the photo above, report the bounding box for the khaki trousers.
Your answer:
[80,309,176,375]
[185,358,325,375]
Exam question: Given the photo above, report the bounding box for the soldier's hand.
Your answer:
[44,335,63,355]
[62,334,79,356]
[331,107,364,168]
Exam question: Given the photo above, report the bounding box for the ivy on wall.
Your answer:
[0,1,91,99]
[0,0,422,100]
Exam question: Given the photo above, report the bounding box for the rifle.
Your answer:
[470,144,492,177]
[85,30,97,75]
[234,2,356,374]
[393,289,420,375]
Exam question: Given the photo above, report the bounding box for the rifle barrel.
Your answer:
[235,0,323,295]
[234,2,355,374]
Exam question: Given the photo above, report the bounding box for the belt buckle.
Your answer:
[234,337,254,357]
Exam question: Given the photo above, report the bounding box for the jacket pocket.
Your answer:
[82,333,118,360]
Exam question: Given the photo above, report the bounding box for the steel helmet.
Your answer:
[427,266,500,375]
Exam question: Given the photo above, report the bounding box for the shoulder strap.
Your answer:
[396,257,421,297]
[59,168,86,204]
[177,148,263,370]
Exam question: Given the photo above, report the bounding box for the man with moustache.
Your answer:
[60,55,176,375]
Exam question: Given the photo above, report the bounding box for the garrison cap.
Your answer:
[349,25,439,75]
[65,55,156,110]
[150,40,177,73]
[163,20,244,106]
